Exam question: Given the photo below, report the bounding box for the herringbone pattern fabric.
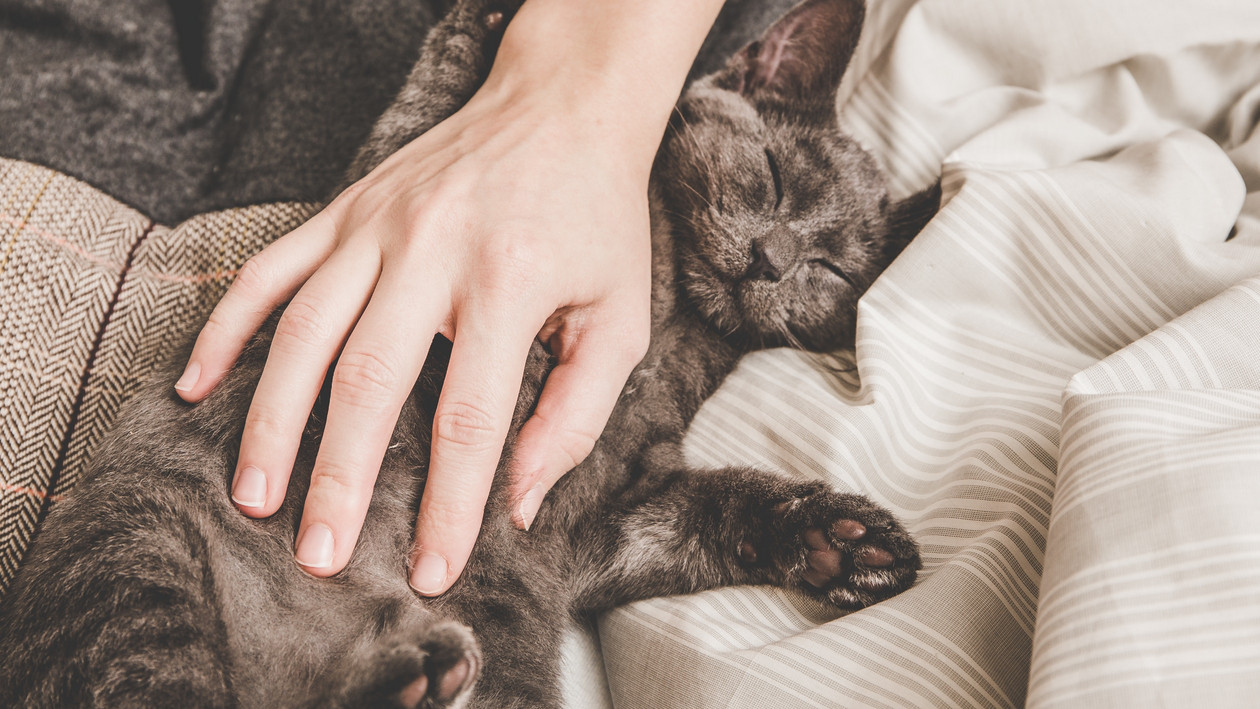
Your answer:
[0,158,315,595]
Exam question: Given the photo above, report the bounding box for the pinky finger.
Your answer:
[175,211,339,401]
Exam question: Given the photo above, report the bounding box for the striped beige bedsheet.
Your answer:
[594,0,1260,706]
[4,0,1260,706]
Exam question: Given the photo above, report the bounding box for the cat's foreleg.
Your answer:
[576,452,920,613]
[341,0,527,187]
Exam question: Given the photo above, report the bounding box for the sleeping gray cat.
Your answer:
[0,0,935,706]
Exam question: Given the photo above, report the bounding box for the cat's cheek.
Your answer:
[783,282,853,351]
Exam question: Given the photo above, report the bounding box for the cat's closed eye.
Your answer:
[764,148,783,210]
[809,258,858,288]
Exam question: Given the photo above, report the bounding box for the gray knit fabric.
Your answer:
[0,0,797,224]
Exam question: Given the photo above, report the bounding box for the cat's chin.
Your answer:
[681,268,841,352]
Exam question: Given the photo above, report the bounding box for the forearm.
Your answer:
[481,0,727,173]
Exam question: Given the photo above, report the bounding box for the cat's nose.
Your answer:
[746,240,783,282]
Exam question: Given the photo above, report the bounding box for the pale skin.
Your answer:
[175,0,727,595]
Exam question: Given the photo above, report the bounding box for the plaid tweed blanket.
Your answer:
[0,158,315,591]
[5,0,1260,707]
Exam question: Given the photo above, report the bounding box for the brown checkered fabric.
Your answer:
[0,158,316,596]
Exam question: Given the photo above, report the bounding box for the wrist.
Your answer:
[479,0,724,172]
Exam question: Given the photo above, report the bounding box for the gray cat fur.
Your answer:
[0,0,934,706]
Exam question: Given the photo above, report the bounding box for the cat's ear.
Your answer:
[719,0,865,108]
[882,181,942,262]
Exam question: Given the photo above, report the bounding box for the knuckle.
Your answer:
[242,407,289,445]
[330,178,371,210]
[331,349,401,408]
[624,308,653,361]
[420,483,490,532]
[400,187,447,227]
[478,238,547,294]
[308,460,368,506]
[231,255,274,300]
[623,328,651,366]
[531,408,598,473]
[200,308,236,341]
[433,400,500,452]
[421,498,483,533]
[554,427,598,472]
[275,299,334,348]
[606,320,651,371]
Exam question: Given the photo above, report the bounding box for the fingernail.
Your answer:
[230,465,267,508]
[410,551,448,595]
[516,484,545,531]
[174,361,200,393]
[295,523,335,569]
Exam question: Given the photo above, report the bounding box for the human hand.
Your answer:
[174,0,724,596]
[175,75,652,594]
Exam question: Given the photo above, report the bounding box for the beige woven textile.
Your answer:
[593,0,1260,707]
[0,158,315,591]
[5,0,1260,706]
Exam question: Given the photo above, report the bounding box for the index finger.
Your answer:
[409,306,538,595]
[176,211,338,402]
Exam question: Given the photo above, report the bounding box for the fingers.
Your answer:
[230,243,381,518]
[508,316,648,530]
[176,212,339,401]
[294,267,447,576]
[409,305,538,595]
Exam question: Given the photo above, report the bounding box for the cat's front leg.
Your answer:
[732,479,920,609]
[577,457,920,613]
[342,0,527,187]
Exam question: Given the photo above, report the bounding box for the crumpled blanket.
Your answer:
[0,159,316,592]
[3,0,1260,707]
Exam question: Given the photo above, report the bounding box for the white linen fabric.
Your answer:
[586,1,1260,706]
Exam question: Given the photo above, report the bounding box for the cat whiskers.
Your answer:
[780,318,809,351]
[671,106,721,210]
[659,208,704,234]
[681,263,741,338]
[671,105,707,158]
[679,180,714,212]
[769,301,805,350]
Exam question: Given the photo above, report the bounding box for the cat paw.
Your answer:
[740,488,920,609]
[457,1,521,39]
[395,624,479,709]
[338,621,480,708]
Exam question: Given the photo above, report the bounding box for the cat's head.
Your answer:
[659,0,936,352]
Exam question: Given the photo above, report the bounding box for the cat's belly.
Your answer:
[208,451,433,705]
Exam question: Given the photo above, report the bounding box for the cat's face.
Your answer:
[661,90,890,351]
[659,0,910,352]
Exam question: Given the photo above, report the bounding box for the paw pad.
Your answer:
[395,647,478,709]
[436,653,477,702]
[855,546,894,568]
[832,519,866,540]
[755,491,920,608]
[482,10,505,31]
